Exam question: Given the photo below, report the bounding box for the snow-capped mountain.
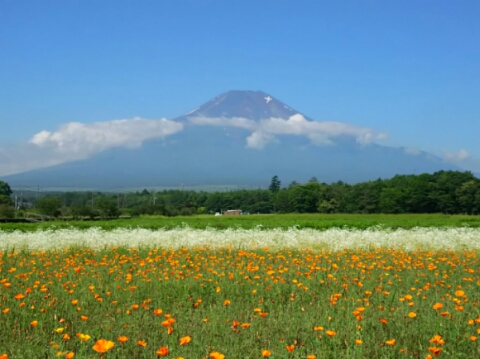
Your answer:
[2,90,461,189]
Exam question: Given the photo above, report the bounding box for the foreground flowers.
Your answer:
[92,339,115,353]
[0,242,478,358]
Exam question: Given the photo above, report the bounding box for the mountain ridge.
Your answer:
[2,90,462,189]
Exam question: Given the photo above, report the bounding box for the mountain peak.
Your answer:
[179,90,309,121]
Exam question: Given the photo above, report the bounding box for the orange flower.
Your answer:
[432,303,443,310]
[137,340,147,347]
[259,312,268,318]
[408,312,417,318]
[92,339,115,353]
[71,300,78,305]
[326,330,336,338]
[455,290,465,297]
[261,350,271,357]
[30,320,38,327]
[14,293,25,301]
[80,315,88,321]
[153,309,163,316]
[0,355,8,359]
[117,336,129,343]
[179,335,191,345]
[428,347,442,357]
[240,323,251,329]
[307,355,316,359]
[167,327,174,335]
[429,335,445,345]
[380,318,388,324]
[470,336,478,342]
[314,326,324,331]
[131,304,139,310]
[286,344,295,353]
[385,339,396,346]
[156,346,169,357]
[65,353,75,359]
[224,300,231,306]
[209,352,226,359]
[355,339,363,345]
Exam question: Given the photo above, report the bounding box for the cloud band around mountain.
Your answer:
[30,117,183,156]
[188,114,387,149]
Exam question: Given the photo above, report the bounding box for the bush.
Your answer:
[0,205,15,219]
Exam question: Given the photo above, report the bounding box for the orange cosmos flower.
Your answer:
[71,300,78,305]
[314,326,324,331]
[14,293,25,301]
[286,344,295,353]
[355,339,363,345]
[65,352,75,359]
[380,318,388,324]
[156,346,169,357]
[0,354,7,359]
[470,336,478,342]
[408,312,417,318]
[261,350,271,357]
[240,323,251,328]
[92,339,115,353]
[80,315,88,321]
[117,336,129,343]
[131,304,139,310]
[428,347,442,357]
[326,330,336,338]
[432,303,443,310]
[259,312,268,318]
[306,355,316,359]
[224,299,231,306]
[385,339,396,346]
[455,290,465,297]
[137,340,147,347]
[179,335,191,345]
[209,352,226,359]
[429,335,445,345]
[153,309,163,316]
[167,327,174,335]
[440,312,450,317]
[30,320,38,327]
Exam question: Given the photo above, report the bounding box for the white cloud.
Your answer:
[441,149,471,163]
[189,114,387,148]
[0,117,183,176]
[403,146,421,155]
[30,117,183,156]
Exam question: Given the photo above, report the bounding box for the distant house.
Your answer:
[222,209,242,215]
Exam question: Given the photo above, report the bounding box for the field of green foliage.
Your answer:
[2,213,480,233]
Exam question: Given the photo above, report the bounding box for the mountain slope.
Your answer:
[2,90,462,189]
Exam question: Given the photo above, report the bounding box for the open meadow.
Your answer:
[0,215,479,358]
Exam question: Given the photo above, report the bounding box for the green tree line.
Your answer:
[2,170,480,219]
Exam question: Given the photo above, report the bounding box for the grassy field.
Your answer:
[0,245,479,358]
[1,214,479,358]
[2,213,480,232]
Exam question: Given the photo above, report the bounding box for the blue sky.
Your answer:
[1,0,479,175]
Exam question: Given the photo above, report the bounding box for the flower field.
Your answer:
[0,227,479,358]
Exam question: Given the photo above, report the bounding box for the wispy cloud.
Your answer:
[0,118,183,176]
[189,114,387,149]
[441,149,471,163]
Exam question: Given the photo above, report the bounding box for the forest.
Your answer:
[1,170,480,218]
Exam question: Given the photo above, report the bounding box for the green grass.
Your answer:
[2,213,480,232]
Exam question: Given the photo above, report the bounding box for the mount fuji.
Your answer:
[3,90,460,189]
